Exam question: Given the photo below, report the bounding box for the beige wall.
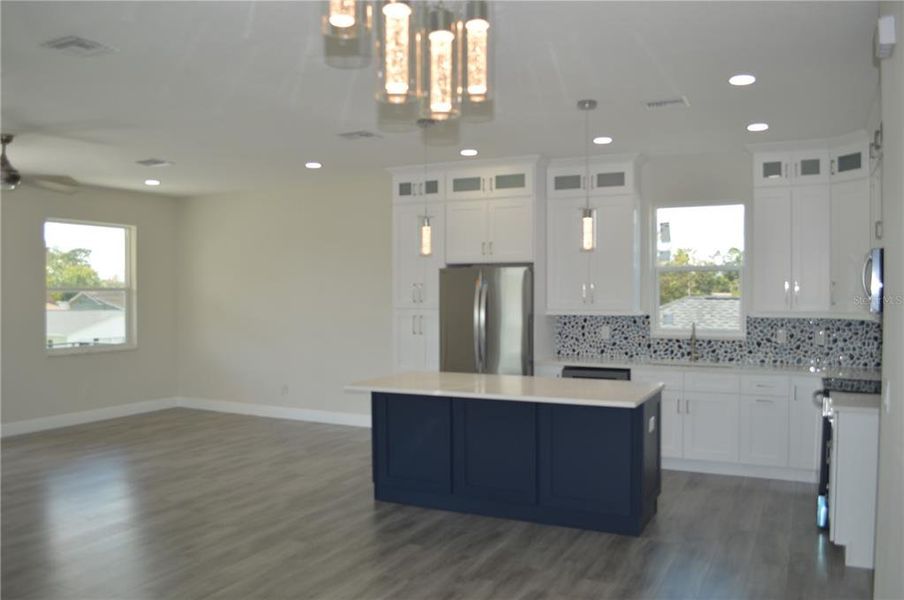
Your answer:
[874,3,904,598]
[1,185,179,423]
[175,171,392,415]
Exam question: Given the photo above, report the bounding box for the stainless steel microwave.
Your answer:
[863,248,884,313]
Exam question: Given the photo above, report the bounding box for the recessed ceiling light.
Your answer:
[729,74,756,87]
[305,161,323,169]
[144,179,161,186]
[460,148,478,157]
[746,122,769,133]
[593,136,613,145]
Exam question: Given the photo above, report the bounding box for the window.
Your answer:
[654,204,745,336]
[45,220,135,353]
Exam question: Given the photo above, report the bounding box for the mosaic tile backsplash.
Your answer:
[555,316,882,369]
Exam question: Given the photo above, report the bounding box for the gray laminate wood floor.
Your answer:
[2,409,873,600]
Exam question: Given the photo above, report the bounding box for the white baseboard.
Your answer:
[172,397,371,428]
[663,457,818,483]
[2,397,371,438]
[1,398,176,437]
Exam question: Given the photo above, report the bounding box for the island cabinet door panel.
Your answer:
[453,399,537,504]
[373,394,452,494]
[537,404,633,516]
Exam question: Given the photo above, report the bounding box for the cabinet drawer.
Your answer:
[684,372,740,394]
[740,375,790,397]
[631,369,684,391]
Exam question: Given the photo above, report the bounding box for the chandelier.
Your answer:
[323,0,493,125]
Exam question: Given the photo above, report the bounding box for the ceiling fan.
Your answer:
[1,134,80,194]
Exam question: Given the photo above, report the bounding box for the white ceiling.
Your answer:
[1,1,880,197]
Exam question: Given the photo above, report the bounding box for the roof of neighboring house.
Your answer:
[659,295,740,330]
[67,291,126,311]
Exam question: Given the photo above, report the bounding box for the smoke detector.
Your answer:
[41,35,118,57]
[644,96,690,110]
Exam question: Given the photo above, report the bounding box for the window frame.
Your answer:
[650,202,748,340]
[44,218,138,356]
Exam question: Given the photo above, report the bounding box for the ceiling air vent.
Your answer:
[40,35,118,57]
[644,96,690,110]
[338,130,382,140]
[136,158,174,168]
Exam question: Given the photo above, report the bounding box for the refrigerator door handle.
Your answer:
[479,281,489,373]
[473,276,483,372]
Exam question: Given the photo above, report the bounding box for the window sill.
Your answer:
[46,343,137,357]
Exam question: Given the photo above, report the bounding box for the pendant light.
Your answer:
[328,0,357,29]
[577,99,597,252]
[1,134,21,191]
[322,0,372,69]
[420,5,461,121]
[417,118,436,256]
[376,0,416,104]
[463,0,490,101]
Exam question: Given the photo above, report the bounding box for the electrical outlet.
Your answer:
[814,330,827,347]
[599,325,611,340]
[775,329,788,344]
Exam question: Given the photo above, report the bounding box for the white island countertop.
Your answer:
[346,372,664,409]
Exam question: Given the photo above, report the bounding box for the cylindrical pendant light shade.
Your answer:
[419,216,433,256]
[581,208,596,252]
[328,0,357,29]
[463,1,490,101]
[419,7,460,121]
[322,0,372,68]
[376,1,417,104]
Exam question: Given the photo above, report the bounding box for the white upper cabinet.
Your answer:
[446,163,534,200]
[791,185,831,312]
[393,204,445,309]
[547,159,636,198]
[547,197,590,311]
[546,195,638,314]
[753,150,829,187]
[752,188,794,312]
[446,198,533,264]
[587,196,639,312]
[392,171,444,203]
[830,139,869,183]
[752,185,830,314]
[830,178,872,316]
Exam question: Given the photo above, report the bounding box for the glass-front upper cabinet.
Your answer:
[446,164,534,200]
[831,140,869,183]
[791,150,830,185]
[393,173,444,203]
[547,160,635,198]
[753,152,791,188]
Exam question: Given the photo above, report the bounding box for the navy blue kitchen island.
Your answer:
[349,372,663,536]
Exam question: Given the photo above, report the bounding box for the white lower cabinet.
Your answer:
[683,392,740,463]
[629,366,824,480]
[394,310,438,372]
[789,377,824,471]
[739,395,790,466]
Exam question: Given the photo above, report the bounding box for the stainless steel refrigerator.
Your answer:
[440,265,533,375]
